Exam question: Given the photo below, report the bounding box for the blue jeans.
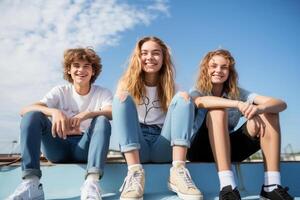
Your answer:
[112,93,194,163]
[20,111,111,179]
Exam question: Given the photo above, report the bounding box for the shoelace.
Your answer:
[177,167,196,189]
[82,181,101,200]
[276,186,293,200]
[119,170,143,193]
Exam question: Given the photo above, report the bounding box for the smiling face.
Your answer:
[208,55,230,86]
[68,59,94,86]
[140,40,163,75]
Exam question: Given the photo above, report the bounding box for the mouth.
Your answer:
[212,74,223,79]
[144,64,159,70]
[145,61,158,66]
[75,74,87,78]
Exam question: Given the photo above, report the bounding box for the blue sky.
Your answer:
[0,0,299,153]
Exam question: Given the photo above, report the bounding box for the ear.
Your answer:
[68,71,71,74]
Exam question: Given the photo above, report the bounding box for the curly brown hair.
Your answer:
[196,49,239,99]
[63,47,102,84]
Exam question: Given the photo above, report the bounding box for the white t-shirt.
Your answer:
[40,84,113,132]
[137,86,165,126]
[136,85,179,126]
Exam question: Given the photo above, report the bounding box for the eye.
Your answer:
[209,64,217,68]
[72,64,80,68]
[152,50,161,56]
[221,65,229,70]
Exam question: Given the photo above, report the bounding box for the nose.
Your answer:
[146,53,153,60]
[78,66,84,71]
[215,66,222,72]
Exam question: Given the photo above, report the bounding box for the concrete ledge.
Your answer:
[1,162,299,199]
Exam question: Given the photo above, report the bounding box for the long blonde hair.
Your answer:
[118,36,175,112]
[195,49,239,99]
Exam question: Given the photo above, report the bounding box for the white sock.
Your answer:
[86,173,100,182]
[172,160,185,167]
[264,171,281,192]
[24,175,39,183]
[128,164,143,171]
[218,170,237,190]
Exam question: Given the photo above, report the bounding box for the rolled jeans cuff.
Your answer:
[22,168,42,179]
[120,143,141,153]
[86,167,103,180]
[171,139,190,148]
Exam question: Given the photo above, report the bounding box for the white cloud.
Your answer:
[0,0,169,153]
[148,0,170,17]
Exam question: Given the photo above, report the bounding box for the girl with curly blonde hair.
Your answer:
[188,49,293,200]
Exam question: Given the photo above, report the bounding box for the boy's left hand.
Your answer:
[67,111,90,135]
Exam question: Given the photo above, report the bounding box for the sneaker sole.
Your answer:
[31,195,45,200]
[167,182,203,200]
[259,196,271,200]
[120,197,143,200]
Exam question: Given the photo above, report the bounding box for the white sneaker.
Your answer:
[80,180,102,200]
[6,179,44,200]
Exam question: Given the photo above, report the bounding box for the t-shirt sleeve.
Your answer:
[189,87,203,98]
[40,86,61,108]
[100,88,113,109]
[239,88,258,104]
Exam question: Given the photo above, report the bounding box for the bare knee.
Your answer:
[115,91,130,102]
[246,113,280,138]
[206,109,227,127]
[261,113,281,138]
[246,118,261,137]
[207,109,227,118]
[178,91,190,102]
[260,112,279,124]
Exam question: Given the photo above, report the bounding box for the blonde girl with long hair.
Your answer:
[112,36,202,200]
[187,49,293,200]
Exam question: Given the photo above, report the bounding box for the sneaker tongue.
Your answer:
[23,178,39,185]
[129,165,143,172]
[24,176,40,183]
[173,162,185,168]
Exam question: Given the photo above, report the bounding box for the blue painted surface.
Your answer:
[0,162,299,199]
